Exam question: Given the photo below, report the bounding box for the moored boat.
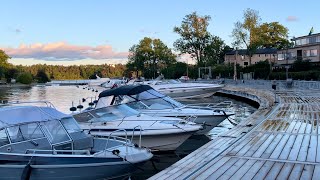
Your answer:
[97,85,234,134]
[0,105,152,180]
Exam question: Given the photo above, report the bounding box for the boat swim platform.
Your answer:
[149,87,320,180]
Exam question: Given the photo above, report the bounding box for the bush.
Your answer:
[17,72,33,84]
[270,71,320,80]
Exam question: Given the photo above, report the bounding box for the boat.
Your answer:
[96,85,234,134]
[0,104,152,180]
[128,79,224,99]
[100,79,127,88]
[75,104,202,151]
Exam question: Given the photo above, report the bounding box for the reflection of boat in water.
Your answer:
[128,79,224,99]
[75,104,202,151]
[96,85,234,134]
[0,105,152,180]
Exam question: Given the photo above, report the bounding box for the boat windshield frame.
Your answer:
[119,89,185,110]
[0,117,85,150]
[74,104,140,123]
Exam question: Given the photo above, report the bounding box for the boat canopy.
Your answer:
[99,85,154,98]
[0,106,69,129]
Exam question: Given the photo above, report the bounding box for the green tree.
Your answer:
[256,22,290,49]
[173,12,211,66]
[127,37,176,78]
[232,8,261,65]
[0,50,10,68]
[203,35,226,66]
[36,69,50,83]
[17,72,33,84]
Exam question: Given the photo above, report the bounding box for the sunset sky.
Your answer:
[0,0,318,65]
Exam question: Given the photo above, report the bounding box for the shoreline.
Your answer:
[0,83,39,88]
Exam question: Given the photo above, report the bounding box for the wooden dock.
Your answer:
[149,89,320,179]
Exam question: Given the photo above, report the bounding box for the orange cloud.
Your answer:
[2,42,129,61]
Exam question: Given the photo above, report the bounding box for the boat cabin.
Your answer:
[97,85,184,110]
[0,106,93,154]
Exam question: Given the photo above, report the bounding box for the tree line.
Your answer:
[0,50,125,84]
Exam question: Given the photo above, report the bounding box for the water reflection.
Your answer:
[0,86,100,113]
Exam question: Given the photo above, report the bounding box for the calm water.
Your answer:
[0,85,257,179]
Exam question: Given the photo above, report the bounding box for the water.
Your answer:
[0,85,101,113]
[0,85,257,179]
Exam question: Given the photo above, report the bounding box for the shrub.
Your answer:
[17,72,33,84]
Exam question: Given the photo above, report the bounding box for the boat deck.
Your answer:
[149,90,320,179]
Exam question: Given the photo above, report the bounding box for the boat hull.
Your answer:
[90,130,198,151]
[131,131,196,151]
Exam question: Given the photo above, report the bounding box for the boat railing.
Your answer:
[104,129,129,155]
[182,115,198,124]
[184,101,234,110]
[130,125,142,148]
[25,149,91,155]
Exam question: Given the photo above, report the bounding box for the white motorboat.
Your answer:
[96,85,234,134]
[0,104,152,180]
[75,104,202,151]
[100,79,127,88]
[128,79,224,99]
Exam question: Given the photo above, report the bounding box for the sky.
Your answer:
[0,0,319,66]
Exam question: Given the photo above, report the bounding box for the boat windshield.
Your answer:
[122,89,184,110]
[74,104,139,123]
[60,117,82,133]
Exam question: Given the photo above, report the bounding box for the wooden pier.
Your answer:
[149,88,320,179]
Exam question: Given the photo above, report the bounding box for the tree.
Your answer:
[36,69,50,83]
[173,12,211,66]
[0,50,10,68]
[203,35,226,66]
[256,22,290,49]
[17,72,33,84]
[127,37,176,78]
[232,8,261,65]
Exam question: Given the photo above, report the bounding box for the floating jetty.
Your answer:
[150,82,320,179]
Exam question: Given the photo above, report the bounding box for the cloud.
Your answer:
[8,58,127,66]
[286,16,298,22]
[2,42,129,61]
[15,29,21,33]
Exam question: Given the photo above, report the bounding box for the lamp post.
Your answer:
[234,48,238,81]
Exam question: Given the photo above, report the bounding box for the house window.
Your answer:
[316,36,320,43]
[309,37,316,44]
[265,54,267,57]
[301,38,307,45]
[244,62,248,66]
[296,39,301,46]
[278,54,284,60]
[258,54,260,57]
[310,49,318,56]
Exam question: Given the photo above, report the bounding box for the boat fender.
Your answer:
[69,107,77,112]
[112,149,120,155]
[21,158,33,180]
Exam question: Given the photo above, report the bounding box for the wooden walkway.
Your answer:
[149,90,320,180]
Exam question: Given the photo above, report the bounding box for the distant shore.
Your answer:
[0,83,37,88]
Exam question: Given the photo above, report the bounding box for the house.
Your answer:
[277,33,320,66]
[224,48,277,67]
